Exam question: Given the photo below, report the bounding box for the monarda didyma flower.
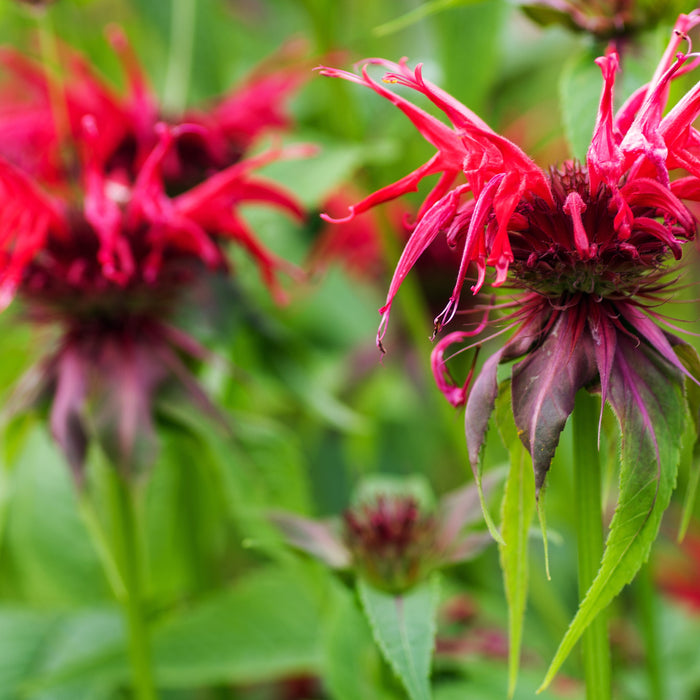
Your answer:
[0,32,312,479]
[320,14,700,682]
[319,12,700,496]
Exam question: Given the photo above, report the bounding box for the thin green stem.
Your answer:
[77,490,126,600]
[636,560,664,700]
[106,472,157,700]
[162,0,196,115]
[573,390,611,700]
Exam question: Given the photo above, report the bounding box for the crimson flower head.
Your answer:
[0,33,312,479]
[320,12,700,494]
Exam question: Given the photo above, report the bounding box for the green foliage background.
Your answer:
[1,1,700,699]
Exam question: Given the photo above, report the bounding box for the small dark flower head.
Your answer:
[343,494,437,593]
[271,474,501,593]
[520,0,696,41]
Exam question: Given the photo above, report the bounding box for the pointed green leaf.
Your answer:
[540,342,685,690]
[496,381,536,698]
[321,583,397,700]
[673,342,700,539]
[357,576,439,700]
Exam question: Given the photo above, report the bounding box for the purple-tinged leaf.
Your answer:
[541,336,685,691]
[269,511,350,569]
[511,312,597,493]
[50,345,88,482]
[464,347,506,543]
[435,468,505,551]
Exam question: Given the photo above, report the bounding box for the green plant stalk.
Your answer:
[106,472,157,700]
[636,560,664,700]
[163,0,196,115]
[77,490,126,600]
[572,390,611,700]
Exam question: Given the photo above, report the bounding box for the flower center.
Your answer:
[507,162,682,301]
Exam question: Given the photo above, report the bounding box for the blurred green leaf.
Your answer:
[321,582,399,700]
[4,427,109,605]
[0,609,57,698]
[496,381,536,699]
[559,45,602,161]
[373,0,490,38]
[358,575,440,700]
[151,564,326,685]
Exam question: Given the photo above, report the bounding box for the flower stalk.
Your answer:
[105,470,156,700]
[572,390,611,700]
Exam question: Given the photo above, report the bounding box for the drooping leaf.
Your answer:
[357,576,440,700]
[511,312,597,494]
[464,348,506,543]
[496,380,536,699]
[540,337,685,690]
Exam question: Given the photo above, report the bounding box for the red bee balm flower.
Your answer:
[1,34,312,478]
[320,12,700,494]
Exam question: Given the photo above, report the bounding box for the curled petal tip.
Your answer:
[320,208,355,224]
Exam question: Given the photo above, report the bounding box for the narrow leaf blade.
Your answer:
[496,381,536,698]
[357,576,439,700]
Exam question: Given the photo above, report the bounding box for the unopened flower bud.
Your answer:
[343,495,437,593]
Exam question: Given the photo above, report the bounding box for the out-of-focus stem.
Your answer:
[573,390,611,700]
[636,560,664,700]
[106,472,157,700]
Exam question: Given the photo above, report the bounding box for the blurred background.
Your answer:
[1,1,700,699]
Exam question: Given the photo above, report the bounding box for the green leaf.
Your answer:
[673,342,700,539]
[321,583,398,700]
[540,343,685,690]
[0,609,58,697]
[151,565,326,686]
[4,426,109,605]
[559,45,603,161]
[496,381,536,699]
[357,576,439,700]
[373,0,488,37]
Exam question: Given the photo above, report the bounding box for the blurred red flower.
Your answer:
[0,30,312,477]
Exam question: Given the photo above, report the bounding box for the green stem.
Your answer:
[636,560,664,700]
[162,0,196,115]
[77,491,126,601]
[572,390,611,700]
[107,472,157,700]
